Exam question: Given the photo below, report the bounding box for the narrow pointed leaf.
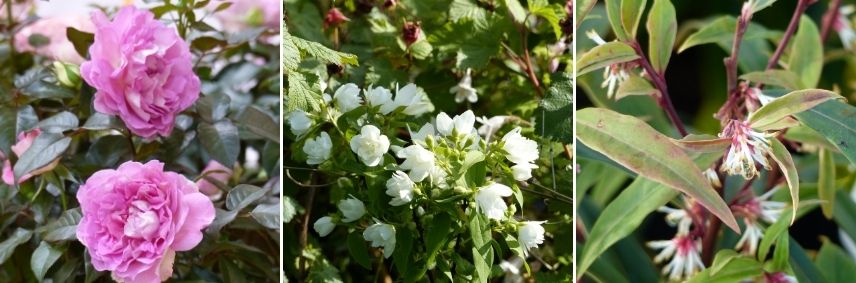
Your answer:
[646,0,676,73]
[577,41,639,77]
[747,89,842,129]
[604,0,629,41]
[616,74,657,100]
[768,138,799,224]
[816,240,856,283]
[740,70,804,90]
[794,100,856,166]
[818,148,836,219]
[621,0,647,39]
[577,108,739,232]
[678,16,779,53]
[788,16,822,88]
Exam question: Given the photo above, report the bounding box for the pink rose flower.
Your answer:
[195,160,233,200]
[76,160,215,283]
[14,14,95,64]
[80,6,201,139]
[211,0,279,32]
[0,0,33,22]
[1,129,56,185]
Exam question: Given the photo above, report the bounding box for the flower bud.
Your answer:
[53,61,81,88]
[402,21,421,46]
[324,8,349,28]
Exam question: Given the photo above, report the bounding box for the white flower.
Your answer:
[436,110,476,137]
[586,30,630,98]
[499,258,524,283]
[386,171,415,206]
[313,216,335,237]
[518,221,546,257]
[836,5,856,50]
[476,115,508,142]
[350,125,391,167]
[475,183,513,220]
[244,146,260,170]
[338,196,366,223]
[287,110,312,136]
[391,83,434,116]
[366,86,394,113]
[703,168,721,188]
[428,165,449,189]
[333,83,363,112]
[657,205,692,228]
[735,218,763,254]
[647,221,704,281]
[450,68,477,103]
[303,132,332,165]
[502,127,539,164]
[409,123,435,147]
[397,144,435,182]
[363,220,397,258]
[511,162,538,181]
[719,120,774,179]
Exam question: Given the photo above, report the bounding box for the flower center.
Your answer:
[124,200,159,238]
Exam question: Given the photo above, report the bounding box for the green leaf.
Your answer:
[393,229,414,278]
[239,106,280,143]
[622,0,647,39]
[529,1,563,39]
[758,209,791,260]
[577,41,639,77]
[347,232,373,270]
[772,230,790,271]
[43,208,81,242]
[425,213,452,265]
[788,16,823,88]
[198,120,240,167]
[450,0,487,21]
[286,72,321,112]
[576,108,739,231]
[37,111,79,133]
[196,92,231,123]
[687,250,763,283]
[834,190,856,244]
[604,0,628,41]
[768,138,799,224]
[282,24,300,72]
[818,148,836,219]
[816,240,856,283]
[66,27,94,58]
[739,70,804,90]
[678,16,779,53]
[81,113,124,131]
[748,89,842,130]
[31,241,62,282]
[615,74,657,100]
[13,132,71,180]
[537,73,573,143]
[191,36,226,52]
[576,178,679,277]
[750,0,778,13]
[0,228,33,265]
[789,236,827,283]
[290,36,359,67]
[503,0,526,24]
[793,100,856,166]
[646,0,675,73]
[250,202,280,229]
[226,184,266,211]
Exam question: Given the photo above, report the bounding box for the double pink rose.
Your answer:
[14,14,95,64]
[80,6,200,139]
[76,160,215,283]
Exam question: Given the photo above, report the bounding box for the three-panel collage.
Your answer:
[0,0,854,282]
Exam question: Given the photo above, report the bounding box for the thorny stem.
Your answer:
[765,0,817,71]
[629,41,689,137]
[519,16,545,98]
[820,0,843,43]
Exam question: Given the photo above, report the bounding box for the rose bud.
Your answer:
[324,8,349,28]
[402,21,422,46]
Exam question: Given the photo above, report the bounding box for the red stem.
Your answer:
[629,41,689,137]
[765,0,816,70]
[820,0,843,42]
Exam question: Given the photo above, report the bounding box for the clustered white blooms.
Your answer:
[450,68,478,103]
[719,119,774,179]
[295,81,548,260]
[586,30,632,98]
[647,215,705,281]
[835,5,856,50]
[731,188,786,255]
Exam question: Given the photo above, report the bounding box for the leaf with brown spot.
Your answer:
[577,41,639,77]
[748,89,843,130]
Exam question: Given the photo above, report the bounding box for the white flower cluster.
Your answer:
[719,119,774,179]
[293,81,546,260]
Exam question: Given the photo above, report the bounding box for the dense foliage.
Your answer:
[577,0,856,282]
[284,0,572,282]
[0,1,280,281]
